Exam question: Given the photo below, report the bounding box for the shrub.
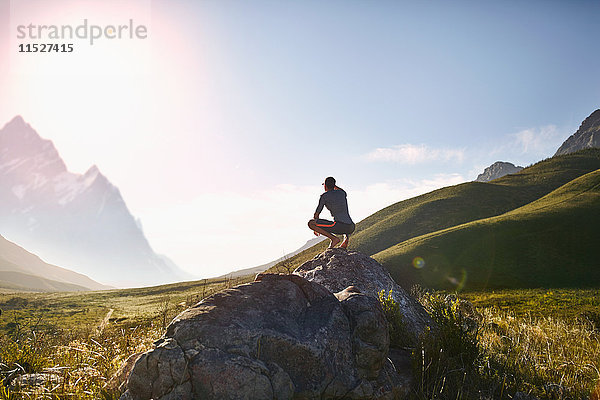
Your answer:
[378,289,414,348]
[378,287,482,398]
[411,290,480,399]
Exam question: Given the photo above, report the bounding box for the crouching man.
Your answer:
[308,177,355,249]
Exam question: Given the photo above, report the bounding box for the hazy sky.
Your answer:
[1,0,599,279]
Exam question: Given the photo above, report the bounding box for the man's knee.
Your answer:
[308,219,316,229]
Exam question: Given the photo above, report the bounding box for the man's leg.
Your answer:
[308,219,341,248]
[339,223,355,249]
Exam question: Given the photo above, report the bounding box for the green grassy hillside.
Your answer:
[374,168,600,289]
[355,149,600,256]
[269,148,600,275]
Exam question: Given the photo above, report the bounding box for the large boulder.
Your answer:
[294,248,433,342]
[120,273,409,400]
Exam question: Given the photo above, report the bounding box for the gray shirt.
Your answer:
[315,189,354,225]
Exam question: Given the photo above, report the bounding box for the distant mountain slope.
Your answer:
[0,271,92,292]
[374,168,600,289]
[220,237,325,278]
[0,116,192,287]
[268,148,600,274]
[555,109,600,156]
[0,234,109,291]
[475,161,523,182]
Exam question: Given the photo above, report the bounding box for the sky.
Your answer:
[1,0,599,279]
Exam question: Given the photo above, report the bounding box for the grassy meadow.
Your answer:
[0,280,599,399]
[0,275,252,399]
[390,288,600,399]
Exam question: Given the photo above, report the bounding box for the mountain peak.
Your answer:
[475,161,523,182]
[580,109,600,130]
[0,116,67,177]
[1,115,36,139]
[84,164,100,177]
[81,164,111,189]
[555,109,600,156]
[4,115,27,129]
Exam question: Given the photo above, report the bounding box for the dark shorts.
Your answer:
[315,219,355,235]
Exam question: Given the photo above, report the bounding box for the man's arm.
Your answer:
[314,194,325,220]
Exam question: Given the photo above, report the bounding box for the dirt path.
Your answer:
[97,308,114,333]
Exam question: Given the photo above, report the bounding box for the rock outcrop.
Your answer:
[294,248,433,342]
[120,250,430,399]
[555,109,600,156]
[475,161,523,182]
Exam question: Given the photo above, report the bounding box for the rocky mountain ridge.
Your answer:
[555,109,600,156]
[475,161,523,182]
[0,116,191,287]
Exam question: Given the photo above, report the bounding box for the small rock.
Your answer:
[513,391,540,400]
[10,373,63,389]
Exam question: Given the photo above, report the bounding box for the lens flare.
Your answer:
[412,257,425,269]
[446,268,468,291]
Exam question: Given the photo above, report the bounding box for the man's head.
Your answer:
[324,176,336,191]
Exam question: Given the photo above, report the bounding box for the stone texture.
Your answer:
[120,269,409,399]
[335,286,388,380]
[119,250,434,399]
[105,352,143,393]
[294,248,433,342]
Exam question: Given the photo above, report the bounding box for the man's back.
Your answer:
[318,189,353,225]
[310,177,355,249]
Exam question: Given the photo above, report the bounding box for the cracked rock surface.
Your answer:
[295,248,433,342]
[121,251,420,399]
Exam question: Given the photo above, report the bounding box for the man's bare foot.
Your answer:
[328,236,341,248]
[340,236,349,249]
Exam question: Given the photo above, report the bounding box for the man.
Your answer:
[308,177,355,249]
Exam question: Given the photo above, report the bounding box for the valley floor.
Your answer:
[0,283,598,399]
